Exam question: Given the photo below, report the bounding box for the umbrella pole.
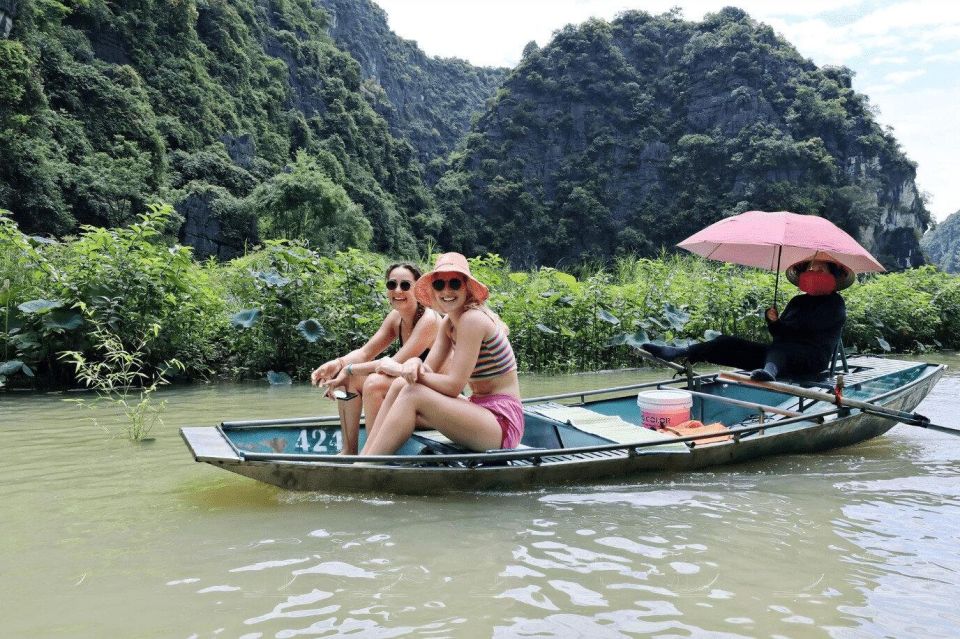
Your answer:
[773,246,782,311]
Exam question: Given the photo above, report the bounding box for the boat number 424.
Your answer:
[295,428,343,453]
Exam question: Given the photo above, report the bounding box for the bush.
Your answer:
[2,207,958,386]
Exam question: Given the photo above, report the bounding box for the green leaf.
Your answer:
[625,330,650,348]
[253,270,291,287]
[704,329,723,340]
[0,360,25,376]
[605,333,627,347]
[297,319,326,343]
[596,308,620,326]
[876,336,891,352]
[42,310,84,331]
[662,303,690,331]
[643,316,667,331]
[535,323,558,335]
[230,308,262,328]
[18,299,64,315]
[266,370,292,385]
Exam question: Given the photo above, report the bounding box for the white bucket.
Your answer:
[637,389,693,430]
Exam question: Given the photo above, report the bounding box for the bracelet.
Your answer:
[346,363,354,376]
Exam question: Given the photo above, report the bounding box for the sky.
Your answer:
[373,0,960,223]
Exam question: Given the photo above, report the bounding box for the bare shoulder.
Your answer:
[382,309,401,333]
[420,308,441,328]
[460,308,495,336]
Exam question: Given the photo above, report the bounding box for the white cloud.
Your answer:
[923,49,960,63]
[883,69,927,84]
[866,84,960,219]
[871,56,908,65]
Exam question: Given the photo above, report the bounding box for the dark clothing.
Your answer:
[399,303,430,360]
[687,293,846,377]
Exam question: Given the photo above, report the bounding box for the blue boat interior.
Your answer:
[222,359,934,459]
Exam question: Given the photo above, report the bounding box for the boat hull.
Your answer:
[182,360,943,494]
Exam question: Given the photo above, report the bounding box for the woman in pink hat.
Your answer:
[360,253,524,455]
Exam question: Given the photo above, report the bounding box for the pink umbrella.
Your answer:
[677,210,885,304]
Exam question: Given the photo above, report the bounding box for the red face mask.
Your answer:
[798,270,836,295]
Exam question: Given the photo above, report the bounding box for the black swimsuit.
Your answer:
[398,304,431,360]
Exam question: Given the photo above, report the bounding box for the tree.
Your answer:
[252,151,372,254]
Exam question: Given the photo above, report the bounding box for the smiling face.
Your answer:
[431,274,468,314]
[386,266,417,312]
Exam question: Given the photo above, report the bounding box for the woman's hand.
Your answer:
[311,358,342,386]
[323,368,349,398]
[400,358,422,385]
[765,306,779,322]
[375,357,403,377]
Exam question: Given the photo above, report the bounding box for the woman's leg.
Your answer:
[361,384,502,456]
[360,373,393,447]
[337,374,367,455]
[365,376,408,445]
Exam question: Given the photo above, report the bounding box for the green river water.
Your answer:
[2,355,960,638]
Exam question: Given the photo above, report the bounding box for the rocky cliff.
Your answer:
[436,8,930,269]
[316,0,506,173]
[0,0,17,39]
[921,210,960,273]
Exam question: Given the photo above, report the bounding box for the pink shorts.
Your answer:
[469,393,525,449]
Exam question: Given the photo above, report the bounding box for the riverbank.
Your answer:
[3,207,960,390]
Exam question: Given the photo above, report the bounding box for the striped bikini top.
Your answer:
[468,327,517,380]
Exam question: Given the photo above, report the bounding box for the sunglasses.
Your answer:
[432,277,463,292]
[386,279,413,291]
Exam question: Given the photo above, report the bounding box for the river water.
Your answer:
[3,355,960,638]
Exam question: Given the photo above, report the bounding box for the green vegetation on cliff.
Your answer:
[0,0,438,257]
[0,2,934,273]
[436,8,929,269]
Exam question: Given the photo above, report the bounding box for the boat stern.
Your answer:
[180,426,242,463]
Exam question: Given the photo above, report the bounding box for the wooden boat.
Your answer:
[180,356,944,494]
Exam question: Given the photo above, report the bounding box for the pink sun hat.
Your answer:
[414,252,490,307]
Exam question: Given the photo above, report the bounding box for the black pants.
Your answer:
[686,336,825,376]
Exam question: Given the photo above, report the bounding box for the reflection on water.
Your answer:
[2,359,960,637]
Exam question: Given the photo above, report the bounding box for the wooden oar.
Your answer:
[634,346,700,387]
[719,372,960,436]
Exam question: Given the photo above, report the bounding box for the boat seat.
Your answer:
[527,403,689,452]
[410,429,534,454]
[829,336,849,376]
